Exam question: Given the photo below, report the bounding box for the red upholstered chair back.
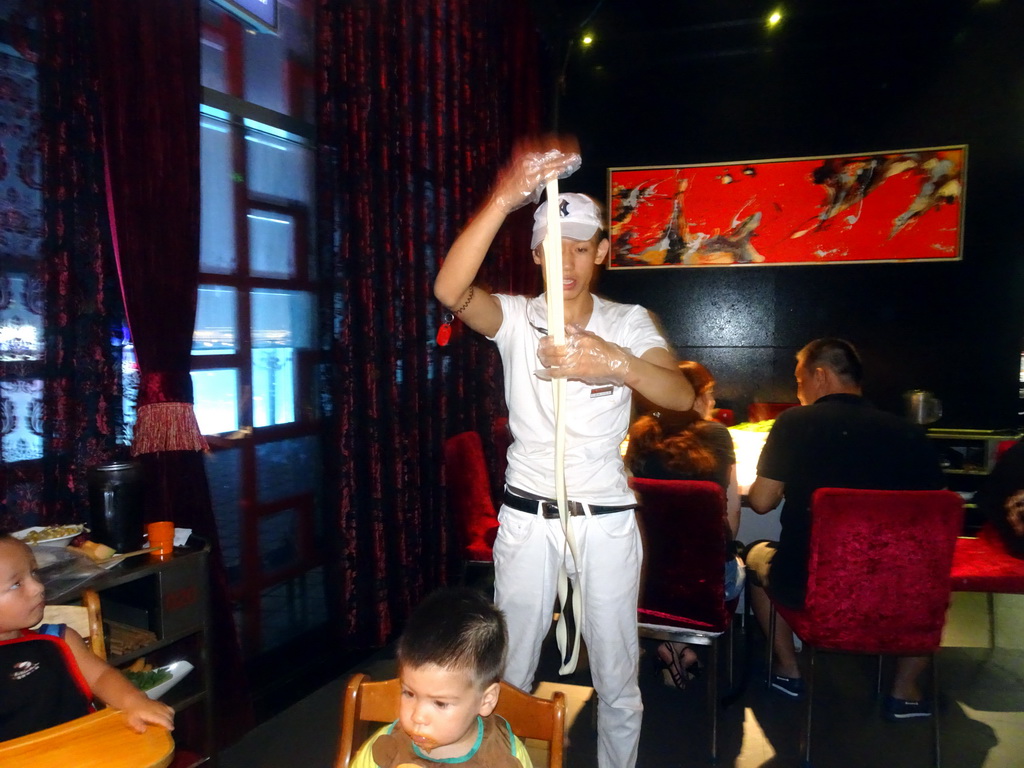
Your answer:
[996,439,1018,462]
[630,477,732,632]
[790,488,964,654]
[444,431,499,563]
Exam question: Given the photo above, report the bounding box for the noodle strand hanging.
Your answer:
[542,178,584,675]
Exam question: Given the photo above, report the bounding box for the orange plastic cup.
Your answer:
[146,521,175,558]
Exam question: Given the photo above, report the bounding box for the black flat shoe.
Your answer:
[770,673,806,699]
[883,695,932,721]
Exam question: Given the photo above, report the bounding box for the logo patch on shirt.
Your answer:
[590,386,614,398]
[10,660,40,680]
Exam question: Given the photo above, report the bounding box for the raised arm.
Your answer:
[628,346,695,411]
[433,197,508,338]
[434,148,580,338]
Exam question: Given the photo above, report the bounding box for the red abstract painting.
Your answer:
[607,146,965,269]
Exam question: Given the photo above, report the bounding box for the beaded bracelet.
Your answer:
[451,285,475,314]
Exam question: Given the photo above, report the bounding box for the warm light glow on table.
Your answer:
[621,424,771,492]
[622,423,770,495]
[728,426,771,495]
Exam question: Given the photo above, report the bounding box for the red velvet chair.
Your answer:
[630,477,738,763]
[950,522,1024,649]
[767,488,964,768]
[995,439,1017,462]
[747,401,798,423]
[444,431,499,577]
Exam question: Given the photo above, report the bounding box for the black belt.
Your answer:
[502,489,635,519]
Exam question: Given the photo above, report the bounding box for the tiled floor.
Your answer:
[219,592,1024,768]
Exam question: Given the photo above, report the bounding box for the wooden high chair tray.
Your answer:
[0,708,174,768]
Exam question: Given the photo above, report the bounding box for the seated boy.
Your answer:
[0,533,175,742]
[351,587,532,768]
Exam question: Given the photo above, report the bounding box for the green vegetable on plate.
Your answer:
[123,667,173,691]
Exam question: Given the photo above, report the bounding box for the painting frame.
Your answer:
[607,145,966,269]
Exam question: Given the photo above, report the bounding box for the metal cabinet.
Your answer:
[927,428,1021,532]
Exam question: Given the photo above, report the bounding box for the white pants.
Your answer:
[494,505,643,768]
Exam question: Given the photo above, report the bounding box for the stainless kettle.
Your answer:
[904,390,942,425]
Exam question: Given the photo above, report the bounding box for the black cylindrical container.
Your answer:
[86,461,145,553]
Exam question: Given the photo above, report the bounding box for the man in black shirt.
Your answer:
[745,338,945,720]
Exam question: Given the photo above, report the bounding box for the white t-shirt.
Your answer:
[491,293,669,505]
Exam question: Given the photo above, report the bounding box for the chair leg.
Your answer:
[876,655,883,698]
[987,591,995,650]
[710,639,719,764]
[721,618,750,708]
[766,603,777,688]
[802,647,816,768]
[727,620,735,689]
[932,654,942,768]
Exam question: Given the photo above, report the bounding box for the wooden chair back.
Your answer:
[335,673,565,768]
[38,589,106,660]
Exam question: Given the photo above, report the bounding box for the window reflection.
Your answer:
[251,289,311,427]
[204,448,242,583]
[191,369,240,434]
[0,51,43,260]
[0,274,43,362]
[118,330,138,446]
[0,379,43,461]
[256,436,317,503]
[245,123,312,206]
[200,113,237,274]
[193,285,238,354]
[200,29,228,93]
[197,0,320,659]
[248,210,295,278]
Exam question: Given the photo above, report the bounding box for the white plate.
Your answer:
[12,525,87,547]
[143,660,195,700]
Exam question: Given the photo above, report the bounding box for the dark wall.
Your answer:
[549,1,1024,428]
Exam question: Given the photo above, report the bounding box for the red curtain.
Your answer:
[87,0,250,745]
[316,0,545,646]
[0,0,127,528]
[90,0,207,459]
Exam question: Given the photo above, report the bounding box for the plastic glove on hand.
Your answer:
[536,325,631,385]
[491,150,582,214]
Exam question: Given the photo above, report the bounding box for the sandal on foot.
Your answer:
[656,642,702,689]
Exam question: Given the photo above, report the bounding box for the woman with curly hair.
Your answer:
[626,360,744,689]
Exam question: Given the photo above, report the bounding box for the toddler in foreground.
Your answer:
[351,587,532,768]
[0,533,175,742]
